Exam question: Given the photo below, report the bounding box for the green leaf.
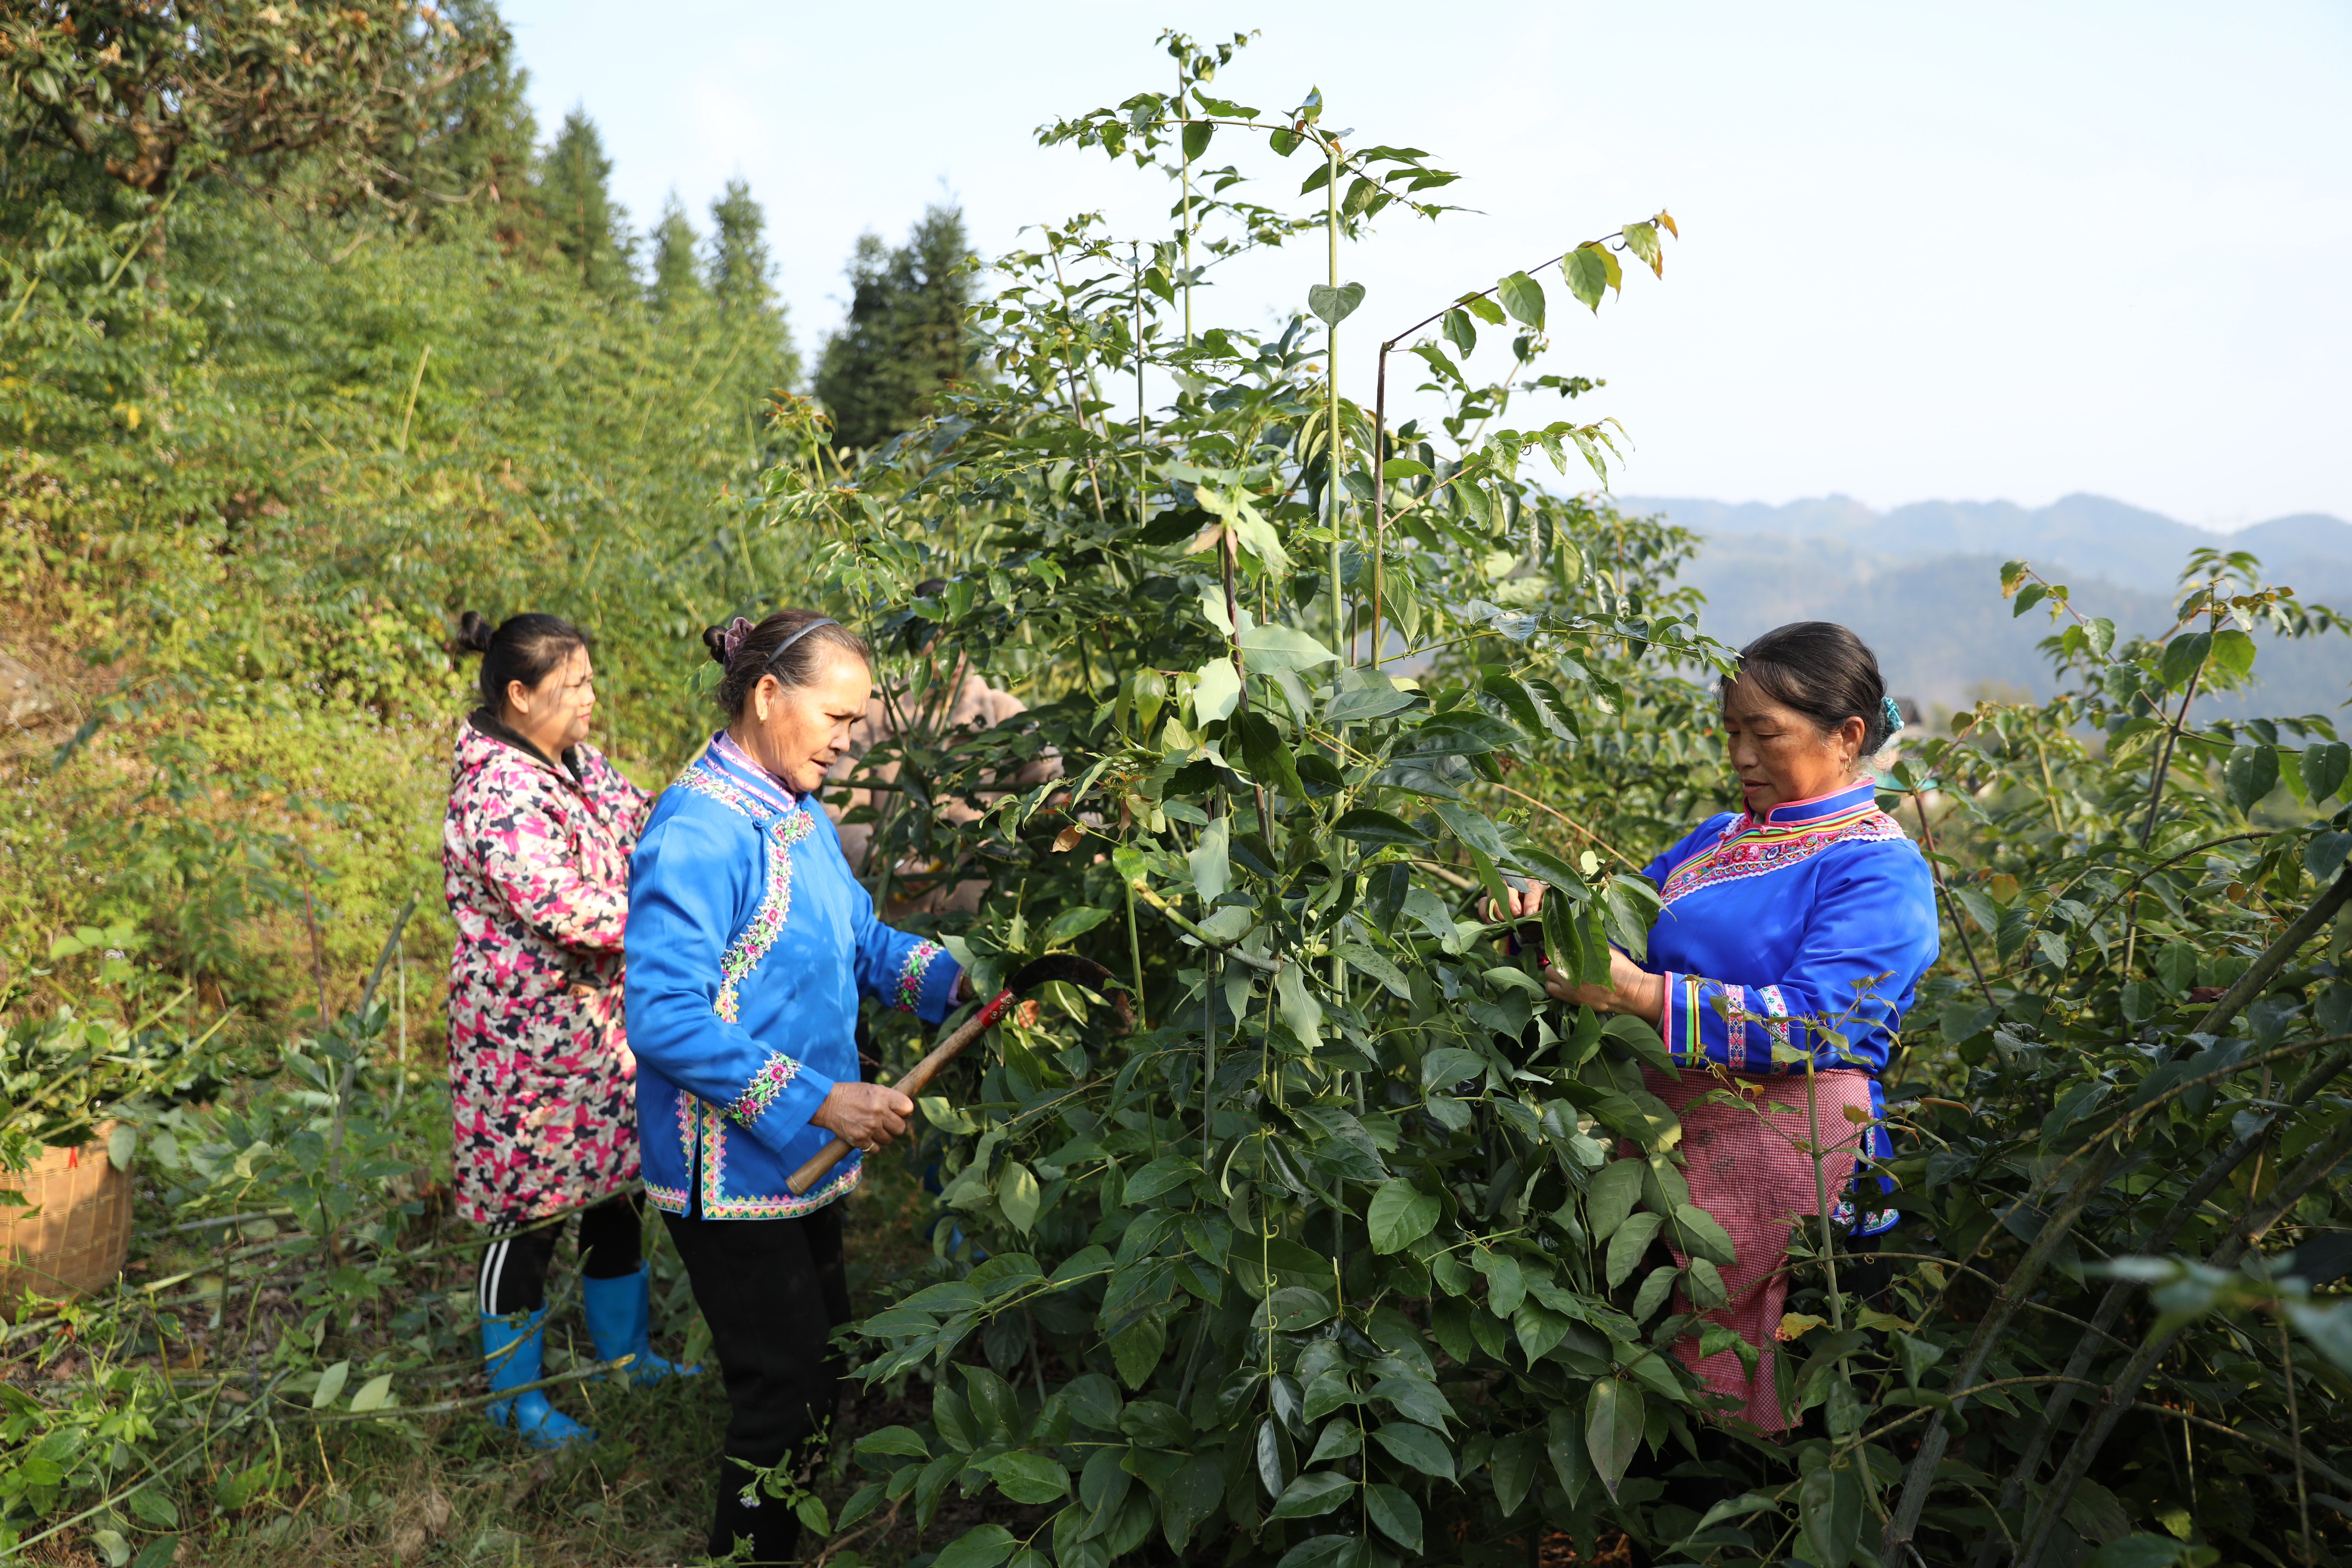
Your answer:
[2308,830,2352,884]
[1271,1469,1355,1518]
[1333,807,1427,848]
[1491,1432,1538,1515]
[1585,1159,1644,1241]
[1307,282,1365,326]
[1372,1421,1456,1481]
[1267,1286,1337,1334]
[1041,906,1114,948]
[1122,1155,1201,1205]
[2209,628,2257,678]
[1605,1211,1664,1288]
[1672,1203,1737,1267]
[1497,270,1546,329]
[1601,1011,1674,1076]
[1442,308,1477,357]
[1513,1301,1570,1362]
[1622,221,1663,276]
[125,1487,177,1527]
[987,1451,1072,1505]
[1365,1482,1424,1551]
[933,1522,1019,1568]
[1182,120,1214,161]
[856,1425,931,1459]
[1333,943,1412,1002]
[2224,746,2279,814]
[998,1161,1041,1234]
[1275,1537,1363,1568]
[2012,582,2049,618]
[1583,1379,1645,1499]
[1276,961,1324,1050]
[1188,814,1231,903]
[130,1538,179,1568]
[1232,712,1307,800]
[1241,621,1339,672]
[2305,741,2350,804]
[1420,1049,1485,1094]
[1160,1455,1224,1550]
[1629,1265,1678,1324]
[1563,247,1609,313]
[1800,1457,1865,1568]
[311,1359,351,1410]
[2085,616,2117,658]
[2158,630,2211,690]
[1368,1180,1441,1253]
[347,1373,394,1413]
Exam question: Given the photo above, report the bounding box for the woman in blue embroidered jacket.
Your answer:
[1499,622,1938,1434]
[626,609,966,1566]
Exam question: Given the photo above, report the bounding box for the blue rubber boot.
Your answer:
[480,1308,594,1448]
[581,1266,697,1384]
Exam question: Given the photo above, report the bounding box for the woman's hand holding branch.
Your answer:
[1486,884,1667,1026]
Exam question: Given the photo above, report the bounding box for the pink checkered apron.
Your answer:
[1643,1064,1872,1431]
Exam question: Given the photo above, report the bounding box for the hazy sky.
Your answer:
[500,1,2350,529]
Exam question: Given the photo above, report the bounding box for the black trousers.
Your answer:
[663,1203,849,1567]
[477,1192,645,1316]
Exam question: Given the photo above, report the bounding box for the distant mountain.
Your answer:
[1619,493,2352,718]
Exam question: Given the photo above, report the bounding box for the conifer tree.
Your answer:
[813,205,977,452]
[541,108,633,295]
[649,192,705,310]
[706,179,801,393]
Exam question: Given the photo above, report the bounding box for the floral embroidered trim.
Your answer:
[643,1181,691,1213]
[892,940,947,1013]
[726,1051,801,1125]
[1720,982,1751,1072]
[696,1104,861,1218]
[1657,806,1907,908]
[713,809,814,1024]
[670,765,775,824]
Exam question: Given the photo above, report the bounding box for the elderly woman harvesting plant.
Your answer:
[445,611,693,1453]
[625,609,970,1567]
[1498,620,1938,1434]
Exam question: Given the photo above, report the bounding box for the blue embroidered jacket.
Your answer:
[624,733,961,1219]
[1638,780,1939,1236]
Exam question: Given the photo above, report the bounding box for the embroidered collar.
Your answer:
[704,731,806,818]
[1757,780,1878,828]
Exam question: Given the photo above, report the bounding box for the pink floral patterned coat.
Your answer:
[443,716,651,1226]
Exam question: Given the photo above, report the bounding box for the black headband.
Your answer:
[761,617,840,672]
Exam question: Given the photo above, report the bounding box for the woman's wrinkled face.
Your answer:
[737,652,872,794]
[1720,676,1867,814]
[506,645,595,756]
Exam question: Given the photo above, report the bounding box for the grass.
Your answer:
[10,1135,968,1567]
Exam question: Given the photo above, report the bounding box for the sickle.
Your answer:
[784,955,1126,1196]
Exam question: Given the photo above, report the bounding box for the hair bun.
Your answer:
[700,625,732,667]
[455,610,495,655]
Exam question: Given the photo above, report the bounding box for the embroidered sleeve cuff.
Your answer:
[722,1049,837,1153]
[892,940,962,1024]
[1665,973,1795,1074]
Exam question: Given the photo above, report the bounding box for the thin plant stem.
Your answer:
[2280,1307,2314,1565]
[1909,783,1995,1007]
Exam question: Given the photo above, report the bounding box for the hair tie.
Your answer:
[719,616,756,667]
[1881,695,1906,737]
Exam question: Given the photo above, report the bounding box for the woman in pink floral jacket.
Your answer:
[445,610,692,1449]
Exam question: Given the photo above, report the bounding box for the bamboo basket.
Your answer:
[0,1125,133,1321]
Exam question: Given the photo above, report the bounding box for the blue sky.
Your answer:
[499,1,2350,528]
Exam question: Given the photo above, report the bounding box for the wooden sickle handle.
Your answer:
[783,986,1020,1196]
